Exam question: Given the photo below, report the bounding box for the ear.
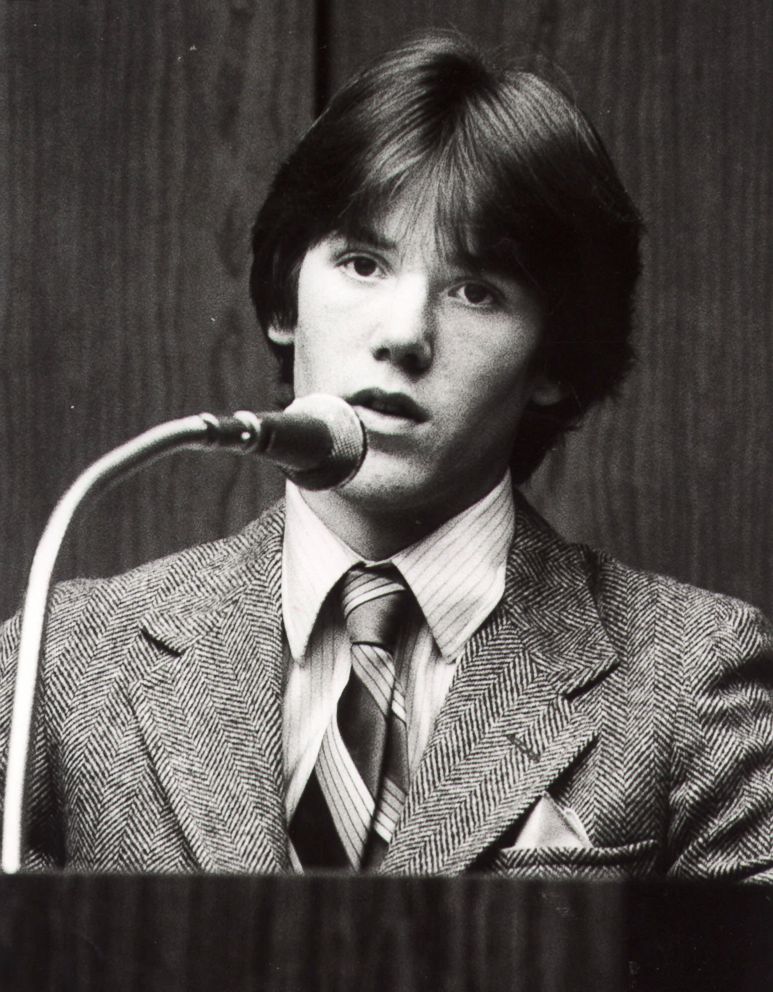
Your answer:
[267,324,296,347]
[529,375,566,407]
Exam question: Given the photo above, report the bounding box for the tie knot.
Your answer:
[341,565,408,653]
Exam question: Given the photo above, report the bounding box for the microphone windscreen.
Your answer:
[266,394,367,491]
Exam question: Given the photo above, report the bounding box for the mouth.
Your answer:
[347,388,428,424]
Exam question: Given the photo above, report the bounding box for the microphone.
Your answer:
[1,393,366,873]
[200,393,367,490]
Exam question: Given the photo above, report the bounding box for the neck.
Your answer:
[300,477,505,560]
[299,497,433,560]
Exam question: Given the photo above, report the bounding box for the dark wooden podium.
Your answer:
[0,875,770,990]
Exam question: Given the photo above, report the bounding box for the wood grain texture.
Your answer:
[325,0,773,614]
[0,876,770,991]
[0,1,314,618]
[3,1,771,619]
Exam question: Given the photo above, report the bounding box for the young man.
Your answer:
[1,34,771,880]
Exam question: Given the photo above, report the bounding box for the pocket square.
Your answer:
[512,794,591,850]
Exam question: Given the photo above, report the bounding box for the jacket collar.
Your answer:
[126,504,290,873]
[382,492,619,874]
[137,504,285,654]
[124,494,618,875]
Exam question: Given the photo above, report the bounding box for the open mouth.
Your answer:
[348,388,428,423]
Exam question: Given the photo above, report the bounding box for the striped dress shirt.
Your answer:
[281,474,515,820]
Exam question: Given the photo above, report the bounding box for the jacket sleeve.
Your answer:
[0,605,66,870]
[666,596,773,883]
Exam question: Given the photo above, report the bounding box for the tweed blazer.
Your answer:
[1,497,771,881]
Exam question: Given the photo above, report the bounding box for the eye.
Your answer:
[452,282,498,307]
[340,254,382,279]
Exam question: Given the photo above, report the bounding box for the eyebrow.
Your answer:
[335,224,479,267]
[335,224,398,253]
[333,222,520,284]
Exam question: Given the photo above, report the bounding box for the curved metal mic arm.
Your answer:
[1,412,262,873]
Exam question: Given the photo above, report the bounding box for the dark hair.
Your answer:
[250,32,642,482]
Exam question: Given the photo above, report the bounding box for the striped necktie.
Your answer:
[290,565,410,870]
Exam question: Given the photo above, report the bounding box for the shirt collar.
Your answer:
[281,473,515,663]
[281,484,359,662]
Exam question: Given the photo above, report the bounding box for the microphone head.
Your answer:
[279,394,367,491]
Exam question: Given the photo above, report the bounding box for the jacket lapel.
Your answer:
[105,494,617,875]
[125,507,289,873]
[383,496,619,875]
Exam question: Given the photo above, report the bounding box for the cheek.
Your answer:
[483,326,543,406]
[488,364,534,409]
[292,333,327,394]
[448,342,537,419]
[292,317,351,396]
[292,286,334,392]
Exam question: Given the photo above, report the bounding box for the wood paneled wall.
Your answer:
[1,1,313,618]
[2,1,771,618]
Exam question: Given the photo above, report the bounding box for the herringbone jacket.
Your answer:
[1,497,771,880]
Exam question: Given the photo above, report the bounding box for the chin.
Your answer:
[345,470,486,537]
[337,458,438,515]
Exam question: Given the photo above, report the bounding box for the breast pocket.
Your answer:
[487,838,660,880]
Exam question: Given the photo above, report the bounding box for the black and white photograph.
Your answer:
[0,2,771,988]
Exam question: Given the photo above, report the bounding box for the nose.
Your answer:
[370,274,433,374]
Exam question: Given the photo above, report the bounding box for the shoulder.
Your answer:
[590,547,772,674]
[53,499,284,617]
[510,491,772,670]
[0,501,286,677]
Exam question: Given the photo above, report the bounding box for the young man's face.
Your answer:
[272,195,559,530]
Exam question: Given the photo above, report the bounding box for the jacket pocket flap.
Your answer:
[488,838,659,878]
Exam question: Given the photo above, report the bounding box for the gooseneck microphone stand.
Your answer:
[0,412,268,873]
[2,393,365,873]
